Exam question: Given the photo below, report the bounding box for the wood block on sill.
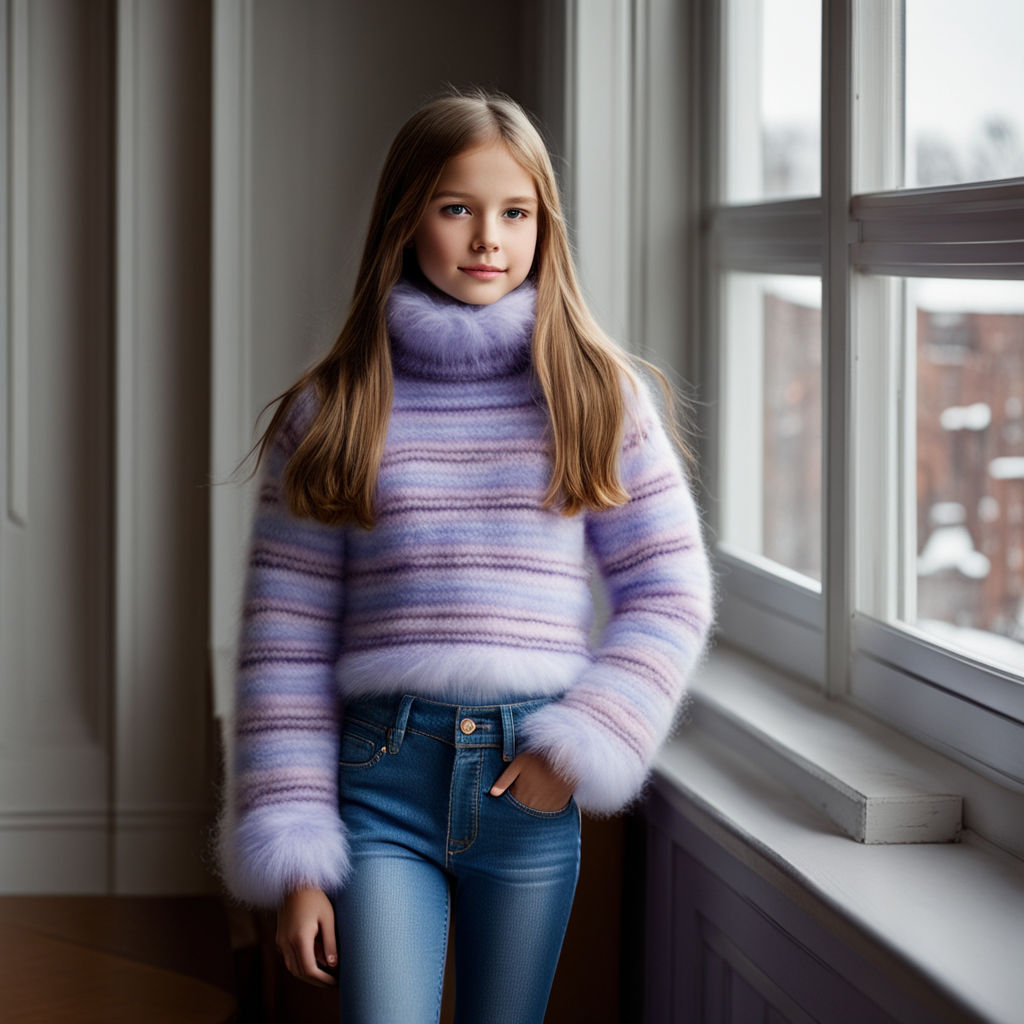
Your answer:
[689,652,963,844]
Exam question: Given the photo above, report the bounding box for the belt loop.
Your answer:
[388,695,415,755]
[500,704,515,763]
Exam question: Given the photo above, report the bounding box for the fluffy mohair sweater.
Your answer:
[219,279,713,907]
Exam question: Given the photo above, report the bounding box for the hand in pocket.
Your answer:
[489,751,576,812]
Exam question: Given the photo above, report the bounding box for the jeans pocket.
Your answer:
[339,717,389,769]
[502,791,575,819]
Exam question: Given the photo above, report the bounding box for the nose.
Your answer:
[473,216,500,252]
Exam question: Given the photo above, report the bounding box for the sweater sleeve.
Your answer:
[519,380,714,814]
[218,394,350,907]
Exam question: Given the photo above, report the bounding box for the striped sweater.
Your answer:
[220,279,713,907]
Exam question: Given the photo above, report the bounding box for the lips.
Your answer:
[459,265,506,281]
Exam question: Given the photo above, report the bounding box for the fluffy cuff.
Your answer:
[518,701,649,816]
[218,806,351,908]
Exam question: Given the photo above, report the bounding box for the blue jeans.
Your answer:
[333,693,581,1024]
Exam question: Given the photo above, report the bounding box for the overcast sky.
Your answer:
[759,0,1024,161]
[905,0,1024,150]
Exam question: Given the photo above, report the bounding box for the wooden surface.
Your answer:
[0,897,236,1024]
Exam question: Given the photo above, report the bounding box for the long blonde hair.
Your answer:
[257,90,679,528]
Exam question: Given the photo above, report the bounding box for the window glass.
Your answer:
[722,0,821,203]
[720,274,822,582]
[911,279,1024,671]
[906,0,1024,188]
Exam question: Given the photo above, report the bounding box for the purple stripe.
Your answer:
[385,446,549,465]
[378,499,544,518]
[395,398,537,413]
[250,552,344,581]
[343,633,589,656]
[602,536,697,576]
[245,598,340,622]
[348,609,581,634]
[238,717,338,736]
[565,698,649,761]
[347,558,588,584]
[601,652,677,697]
[239,653,337,669]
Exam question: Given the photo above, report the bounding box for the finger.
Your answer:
[320,915,338,971]
[295,939,338,987]
[489,757,522,796]
[313,932,337,976]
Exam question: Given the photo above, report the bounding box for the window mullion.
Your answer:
[822,0,855,697]
[710,199,823,274]
[851,0,904,195]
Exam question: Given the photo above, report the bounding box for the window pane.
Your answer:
[912,280,1024,671]
[906,0,1024,188]
[722,0,821,203]
[720,274,822,582]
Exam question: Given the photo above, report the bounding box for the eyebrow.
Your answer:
[433,190,538,206]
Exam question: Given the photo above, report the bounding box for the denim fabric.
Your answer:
[333,693,581,1024]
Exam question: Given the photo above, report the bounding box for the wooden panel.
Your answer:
[729,971,768,1023]
[641,791,972,1024]
[643,821,675,1022]
[112,0,215,893]
[0,0,114,890]
[672,844,896,1023]
[1,0,217,895]
[700,920,816,1024]
[700,944,729,1023]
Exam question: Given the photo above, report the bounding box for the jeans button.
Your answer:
[459,717,477,735]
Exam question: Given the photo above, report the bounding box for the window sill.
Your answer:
[652,645,1024,1023]
[689,647,963,844]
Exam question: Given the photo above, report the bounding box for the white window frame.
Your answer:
[703,0,1024,788]
[701,0,827,685]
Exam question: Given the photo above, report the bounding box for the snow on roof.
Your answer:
[940,402,991,431]
[918,524,991,579]
[990,456,1024,480]
[930,502,966,526]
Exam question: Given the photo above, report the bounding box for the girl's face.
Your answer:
[410,141,539,305]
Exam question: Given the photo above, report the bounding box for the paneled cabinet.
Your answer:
[641,784,974,1024]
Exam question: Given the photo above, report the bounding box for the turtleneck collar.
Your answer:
[386,278,536,381]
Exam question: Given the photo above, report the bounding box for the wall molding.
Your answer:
[111,0,214,894]
[114,4,139,888]
[1,0,116,893]
[210,0,254,727]
[6,0,29,527]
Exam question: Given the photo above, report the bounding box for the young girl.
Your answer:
[220,90,713,1024]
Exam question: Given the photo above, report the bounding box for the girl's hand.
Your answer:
[490,752,576,812]
[276,886,338,988]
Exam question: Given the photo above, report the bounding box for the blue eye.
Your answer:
[504,208,526,220]
[443,204,469,216]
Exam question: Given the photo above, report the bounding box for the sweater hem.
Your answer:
[335,644,590,703]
